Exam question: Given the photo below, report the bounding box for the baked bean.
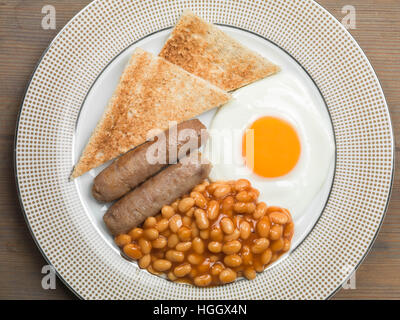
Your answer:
[153,259,172,272]
[182,216,192,227]
[156,218,169,232]
[210,227,224,242]
[224,229,240,242]
[178,226,192,241]
[138,254,151,269]
[253,202,267,219]
[192,237,205,254]
[221,196,235,214]
[221,217,234,234]
[129,228,143,240]
[169,214,183,233]
[234,179,250,192]
[115,234,131,247]
[144,216,157,229]
[270,238,284,252]
[207,200,219,220]
[253,260,265,272]
[168,271,177,281]
[211,263,224,276]
[244,267,256,280]
[214,185,231,199]
[266,206,282,214]
[198,263,211,275]
[199,229,210,240]
[189,268,198,279]
[250,188,260,198]
[222,240,242,255]
[167,234,179,248]
[219,268,237,284]
[194,274,212,287]
[193,184,206,193]
[187,253,204,265]
[206,182,220,194]
[239,221,251,240]
[209,255,219,263]
[270,252,279,263]
[232,215,242,228]
[241,245,253,265]
[283,222,295,238]
[171,200,180,211]
[161,205,175,219]
[256,217,271,237]
[174,263,192,278]
[185,207,195,217]
[193,263,208,276]
[233,202,247,214]
[191,191,207,209]
[224,254,242,267]
[245,203,256,214]
[269,224,283,241]
[282,239,291,252]
[147,264,162,276]
[208,241,222,253]
[152,236,167,249]
[178,197,195,213]
[248,189,259,201]
[123,243,143,260]
[165,250,185,263]
[161,230,171,238]
[138,238,152,254]
[236,191,251,202]
[194,209,209,230]
[176,241,192,252]
[144,228,159,241]
[191,222,200,237]
[269,211,289,225]
[251,238,270,254]
[261,248,273,265]
[152,250,164,259]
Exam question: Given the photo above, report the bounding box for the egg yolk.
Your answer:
[242,116,301,178]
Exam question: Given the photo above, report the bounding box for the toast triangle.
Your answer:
[159,10,280,91]
[71,48,230,178]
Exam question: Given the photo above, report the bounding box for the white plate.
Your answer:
[15,0,394,299]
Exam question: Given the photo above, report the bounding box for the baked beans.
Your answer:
[115,179,294,287]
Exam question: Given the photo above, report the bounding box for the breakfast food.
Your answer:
[72,48,230,178]
[114,179,294,287]
[205,74,335,217]
[159,10,280,91]
[104,152,212,235]
[92,119,208,202]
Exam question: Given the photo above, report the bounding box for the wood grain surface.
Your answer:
[0,0,399,300]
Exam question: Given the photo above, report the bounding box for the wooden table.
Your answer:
[0,0,398,300]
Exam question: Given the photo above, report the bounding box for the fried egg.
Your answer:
[204,72,335,219]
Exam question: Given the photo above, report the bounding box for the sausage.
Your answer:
[103,153,211,235]
[92,119,208,202]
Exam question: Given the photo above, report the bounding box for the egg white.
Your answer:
[204,73,335,220]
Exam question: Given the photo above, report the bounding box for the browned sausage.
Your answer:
[92,119,207,202]
[103,153,211,235]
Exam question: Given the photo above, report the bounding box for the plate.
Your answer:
[15,0,394,300]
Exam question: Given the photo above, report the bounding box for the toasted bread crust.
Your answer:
[159,10,280,91]
[72,48,230,178]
